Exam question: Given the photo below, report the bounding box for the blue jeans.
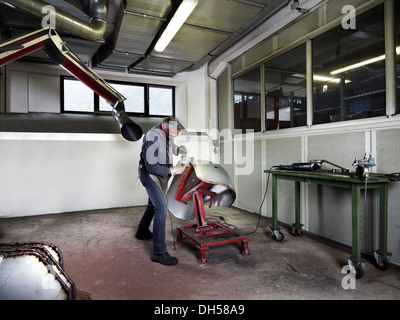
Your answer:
[139,172,168,255]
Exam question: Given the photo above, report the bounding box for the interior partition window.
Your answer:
[312,4,385,124]
[233,67,261,133]
[264,44,307,131]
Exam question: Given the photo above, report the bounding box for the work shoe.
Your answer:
[135,228,153,240]
[151,252,178,266]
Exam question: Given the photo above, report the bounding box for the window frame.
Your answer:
[231,2,397,134]
[148,84,176,117]
[264,43,307,131]
[61,76,175,117]
[311,4,386,125]
[233,66,262,133]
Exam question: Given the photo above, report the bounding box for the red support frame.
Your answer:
[175,167,249,263]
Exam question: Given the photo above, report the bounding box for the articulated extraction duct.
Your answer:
[2,0,109,40]
[0,27,143,141]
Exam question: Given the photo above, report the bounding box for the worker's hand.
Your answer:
[170,160,189,176]
[177,145,187,155]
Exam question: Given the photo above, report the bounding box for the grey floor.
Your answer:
[0,206,399,300]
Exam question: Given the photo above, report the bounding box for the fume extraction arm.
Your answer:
[0,28,143,141]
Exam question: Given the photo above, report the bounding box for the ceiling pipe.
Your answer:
[0,0,109,40]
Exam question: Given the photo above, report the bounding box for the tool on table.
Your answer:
[279,161,322,171]
[312,159,350,173]
[353,153,376,180]
[279,159,351,173]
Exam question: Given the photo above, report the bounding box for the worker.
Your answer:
[136,116,188,266]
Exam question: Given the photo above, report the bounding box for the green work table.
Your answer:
[264,169,392,278]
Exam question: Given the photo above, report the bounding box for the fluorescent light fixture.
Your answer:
[154,0,198,52]
[1,1,17,9]
[331,46,400,76]
[313,75,351,83]
[292,73,351,83]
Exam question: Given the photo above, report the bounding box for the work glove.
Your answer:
[170,159,189,176]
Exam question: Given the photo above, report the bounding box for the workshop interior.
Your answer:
[0,0,400,301]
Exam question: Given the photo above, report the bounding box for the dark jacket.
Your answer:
[139,124,178,178]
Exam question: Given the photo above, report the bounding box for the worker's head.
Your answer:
[161,116,184,138]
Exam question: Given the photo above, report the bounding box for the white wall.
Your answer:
[184,67,208,132]
[219,123,400,266]
[0,60,213,218]
[0,133,146,217]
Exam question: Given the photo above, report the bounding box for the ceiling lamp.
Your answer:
[313,75,351,83]
[154,0,198,52]
[331,46,400,76]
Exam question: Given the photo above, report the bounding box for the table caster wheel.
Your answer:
[348,256,365,279]
[272,229,284,241]
[377,259,389,271]
[355,265,364,279]
[290,223,303,236]
[374,250,391,271]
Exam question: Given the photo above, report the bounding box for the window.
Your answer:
[99,83,145,113]
[264,44,306,130]
[63,78,94,112]
[149,86,174,116]
[233,67,261,133]
[313,5,385,124]
[230,4,399,133]
[62,77,174,116]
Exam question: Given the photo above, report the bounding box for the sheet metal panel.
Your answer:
[152,25,230,62]
[132,56,193,74]
[186,0,268,32]
[167,163,236,221]
[114,13,163,54]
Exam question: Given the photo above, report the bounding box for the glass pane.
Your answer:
[99,84,145,113]
[149,87,173,116]
[63,79,94,112]
[264,44,306,131]
[233,67,261,133]
[313,5,385,124]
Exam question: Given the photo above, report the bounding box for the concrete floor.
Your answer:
[0,206,399,300]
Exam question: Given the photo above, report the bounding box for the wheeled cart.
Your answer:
[168,164,249,263]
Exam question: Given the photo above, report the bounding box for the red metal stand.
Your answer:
[175,167,249,263]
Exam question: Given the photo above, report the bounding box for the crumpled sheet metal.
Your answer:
[0,242,76,300]
[166,162,236,221]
